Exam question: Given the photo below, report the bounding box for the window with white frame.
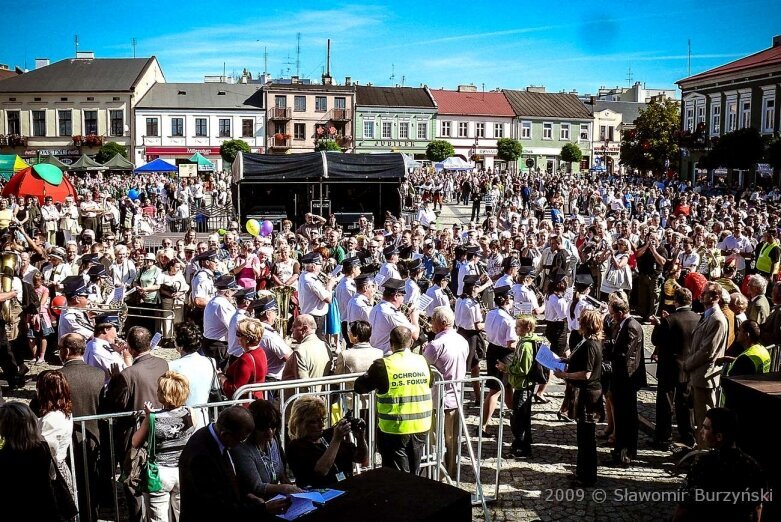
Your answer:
[382,121,392,139]
[399,121,409,139]
[441,120,451,137]
[696,105,705,127]
[740,100,751,128]
[685,106,694,131]
[580,124,589,140]
[218,118,231,137]
[542,122,552,140]
[521,121,531,139]
[762,94,775,133]
[171,117,184,137]
[710,104,721,135]
[32,110,46,137]
[364,120,374,138]
[727,97,737,132]
[476,123,485,138]
[84,110,98,135]
[458,122,468,137]
[294,96,306,112]
[560,123,570,140]
[315,96,327,112]
[6,111,20,135]
[145,117,159,137]
[417,122,427,140]
[109,110,124,137]
[58,110,72,137]
[494,123,503,138]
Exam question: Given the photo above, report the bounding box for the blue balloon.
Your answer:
[128,189,139,201]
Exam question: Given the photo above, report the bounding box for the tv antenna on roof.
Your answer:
[74,34,79,56]
[132,38,137,58]
[626,67,633,86]
[283,51,294,77]
[389,63,395,82]
[296,32,301,78]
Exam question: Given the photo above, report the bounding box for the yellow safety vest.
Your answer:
[729,344,771,375]
[756,241,779,274]
[377,350,432,435]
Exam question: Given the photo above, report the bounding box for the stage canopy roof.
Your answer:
[234,152,407,182]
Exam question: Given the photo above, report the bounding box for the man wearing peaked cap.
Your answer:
[298,247,336,339]
[336,256,361,346]
[425,266,452,316]
[201,274,237,368]
[457,245,483,296]
[379,244,401,283]
[345,272,376,325]
[189,249,218,327]
[368,277,421,353]
[226,286,256,359]
[404,257,425,309]
[252,295,292,381]
[58,275,95,340]
[86,263,111,304]
[495,257,520,289]
[42,247,70,292]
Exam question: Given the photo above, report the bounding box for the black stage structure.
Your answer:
[232,151,405,230]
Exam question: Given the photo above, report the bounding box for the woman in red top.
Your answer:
[220,318,268,400]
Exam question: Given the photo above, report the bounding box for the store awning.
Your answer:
[434,156,473,171]
[102,153,135,171]
[0,154,29,181]
[189,152,215,170]
[234,151,406,182]
[134,158,178,173]
[37,155,69,170]
[68,153,104,171]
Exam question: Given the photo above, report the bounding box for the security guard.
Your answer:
[201,274,237,368]
[480,284,518,437]
[189,250,218,326]
[298,252,336,339]
[755,229,780,289]
[369,278,420,354]
[345,273,375,324]
[355,325,432,474]
[58,275,95,340]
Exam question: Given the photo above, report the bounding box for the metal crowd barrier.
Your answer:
[70,372,505,522]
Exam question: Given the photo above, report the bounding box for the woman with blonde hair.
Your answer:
[600,239,632,299]
[554,309,604,486]
[132,370,201,522]
[219,318,268,400]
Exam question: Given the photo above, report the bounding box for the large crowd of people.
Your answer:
[0,165,775,520]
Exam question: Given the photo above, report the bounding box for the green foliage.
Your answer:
[425,140,455,162]
[96,142,128,164]
[619,97,680,175]
[315,139,343,152]
[496,138,523,162]
[560,143,583,171]
[220,139,251,165]
[701,128,764,170]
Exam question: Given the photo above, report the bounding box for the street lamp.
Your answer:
[472,136,479,167]
[602,139,610,175]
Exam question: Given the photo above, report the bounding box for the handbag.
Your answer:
[121,413,163,494]
[208,358,227,403]
[47,444,78,520]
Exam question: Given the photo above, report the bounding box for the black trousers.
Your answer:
[611,378,638,460]
[341,321,353,348]
[312,313,326,341]
[470,200,481,221]
[200,338,229,369]
[575,386,601,484]
[377,431,426,475]
[544,320,568,356]
[655,380,695,447]
[510,387,534,454]
[0,326,26,385]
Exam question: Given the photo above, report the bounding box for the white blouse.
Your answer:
[39,410,73,463]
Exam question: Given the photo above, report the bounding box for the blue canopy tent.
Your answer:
[134,158,178,173]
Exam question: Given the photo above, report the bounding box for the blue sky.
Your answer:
[2,0,779,94]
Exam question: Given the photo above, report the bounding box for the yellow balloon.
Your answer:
[246,219,261,237]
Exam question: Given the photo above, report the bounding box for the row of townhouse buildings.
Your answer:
[0,52,650,172]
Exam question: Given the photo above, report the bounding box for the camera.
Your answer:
[343,413,366,432]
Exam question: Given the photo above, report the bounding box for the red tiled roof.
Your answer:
[430,89,515,117]
[0,69,18,81]
[677,44,781,85]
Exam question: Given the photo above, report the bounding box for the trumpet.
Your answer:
[399,302,432,333]
[582,293,609,311]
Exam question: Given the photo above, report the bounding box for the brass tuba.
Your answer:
[0,251,18,323]
[271,285,295,336]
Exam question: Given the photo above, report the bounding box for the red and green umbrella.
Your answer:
[1,164,75,204]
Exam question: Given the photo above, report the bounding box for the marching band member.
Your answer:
[251,295,292,383]
[201,274,238,368]
[378,245,402,281]
[536,268,569,404]
[297,251,336,340]
[403,258,424,308]
[425,267,452,316]
[457,246,481,296]
[512,266,544,315]
[85,264,112,304]
[369,278,420,354]
[480,285,517,437]
[455,274,490,398]
[57,275,95,340]
[345,273,375,325]
[494,257,519,288]
[226,287,255,359]
[42,247,71,292]
[335,257,361,346]
[189,250,218,325]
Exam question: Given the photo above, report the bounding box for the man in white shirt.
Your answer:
[335,257,360,345]
[226,288,255,358]
[168,323,218,425]
[84,318,132,383]
[41,196,60,246]
[297,251,336,340]
[378,245,402,282]
[345,273,375,325]
[369,278,421,353]
[202,274,238,368]
[251,295,292,382]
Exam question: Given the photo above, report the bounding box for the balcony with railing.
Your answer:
[269,107,292,120]
[331,108,351,121]
[269,135,292,150]
[0,134,28,147]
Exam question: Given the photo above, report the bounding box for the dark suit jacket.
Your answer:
[105,352,169,412]
[179,425,265,521]
[650,307,700,386]
[612,316,647,390]
[760,304,781,346]
[60,358,106,445]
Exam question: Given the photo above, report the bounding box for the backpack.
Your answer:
[507,336,548,390]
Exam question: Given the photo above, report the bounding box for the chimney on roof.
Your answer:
[291,75,299,84]
[76,51,94,60]
[774,35,781,47]
[35,58,50,69]
[457,84,477,93]
[0,64,7,70]
[526,86,546,93]
[345,76,351,86]
[322,39,333,85]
